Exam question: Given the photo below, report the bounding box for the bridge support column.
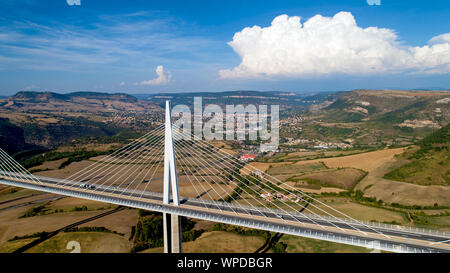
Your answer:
[163,213,182,253]
[163,100,182,253]
[163,213,170,253]
[171,214,182,253]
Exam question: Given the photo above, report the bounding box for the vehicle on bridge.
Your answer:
[79,183,95,190]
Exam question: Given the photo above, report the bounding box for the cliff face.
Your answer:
[21,116,119,148]
[0,118,26,154]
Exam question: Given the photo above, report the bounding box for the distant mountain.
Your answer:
[0,91,162,149]
[1,91,158,113]
[67,92,138,103]
[142,90,321,111]
[318,89,450,125]
[11,91,137,103]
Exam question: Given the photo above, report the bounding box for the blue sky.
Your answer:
[0,0,449,95]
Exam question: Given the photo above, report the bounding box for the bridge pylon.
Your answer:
[162,100,182,253]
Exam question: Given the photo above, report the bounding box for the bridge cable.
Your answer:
[177,129,390,237]
[56,125,164,187]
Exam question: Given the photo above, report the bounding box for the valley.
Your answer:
[0,89,449,253]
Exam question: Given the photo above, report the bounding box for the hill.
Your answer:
[384,124,450,185]
[322,90,449,124]
[0,91,162,150]
[297,89,450,146]
[3,91,146,112]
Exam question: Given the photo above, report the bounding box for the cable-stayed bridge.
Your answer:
[0,101,449,253]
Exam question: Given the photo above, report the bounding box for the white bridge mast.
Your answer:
[163,100,180,205]
[162,100,182,253]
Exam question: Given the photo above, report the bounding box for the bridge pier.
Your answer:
[163,213,182,253]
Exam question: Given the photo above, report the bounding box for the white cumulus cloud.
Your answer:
[219,12,450,78]
[429,33,450,45]
[137,65,172,85]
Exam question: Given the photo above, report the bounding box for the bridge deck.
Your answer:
[0,175,449,253]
